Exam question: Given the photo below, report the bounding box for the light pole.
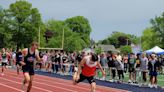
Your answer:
[126,39,129,45]
[62,24,68,50]
[62,27,65,49]
[38,27,41,47]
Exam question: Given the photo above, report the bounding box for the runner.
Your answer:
[73,53,106,92]
[0,48,10,76]
[16,48,23,75]
[20,41,42,92]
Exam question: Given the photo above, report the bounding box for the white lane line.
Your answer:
[6,72,89,91]
[0,77,53,92]
[35,74,126,91]
[36,74,128,92]
[8,71,126,92]
[7,69,128,92]
[5,72,78,92]
[0,83,23,92]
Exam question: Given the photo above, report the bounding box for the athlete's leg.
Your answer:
[23,73,31,87]
[16,64,20,75]
[90,82,96,92]
[73,73,86,85]
[27,75,34,92]
[73,71,78,85]
[1,63,7,75]
[1,65,4,75]
[1,64,4,73]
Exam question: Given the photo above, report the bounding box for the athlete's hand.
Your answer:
[102,71,106,76]
[76,74,80,81]
[40,58,43,62]
[20,62,26,66]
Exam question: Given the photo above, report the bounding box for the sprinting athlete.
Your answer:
[1,48,10,76]
[73,54,106,92]
[16,48,23,75]
[20,41,42,92]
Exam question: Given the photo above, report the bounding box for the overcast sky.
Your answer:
[1,0,164,41]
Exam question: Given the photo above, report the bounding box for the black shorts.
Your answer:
[22,65,34,75]
[149,71,158,77]
[76,74,95,84]
[16,62,21,66]
[1,62,8,66]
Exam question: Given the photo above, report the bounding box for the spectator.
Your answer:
[128,53,136,84]
[148,54,160,88]
[139,53,149,86]
[115,55,124,83]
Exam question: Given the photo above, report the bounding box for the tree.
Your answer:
[0,6,6,48]
[65,16,92,47]
[94,47,102,54]
[141,28,160,50]
[0,6,13,48]
[6,0,42,49]
[151,13,164,48]
[99,31,139,48]
[44,19,86,52]
[120,45,132,54]
[44,20,64,48]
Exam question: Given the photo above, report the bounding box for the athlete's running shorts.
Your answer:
[22,65,34,75]
[16,62,21,66]
[75,74,95,84]
[1,62,8,66]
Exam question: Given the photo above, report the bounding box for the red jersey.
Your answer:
[82,56,97,77]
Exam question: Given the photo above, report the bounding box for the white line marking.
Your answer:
[0,77,53,92]
[4,72,78,92]
[0,82,23,92]
[6,69,128,92]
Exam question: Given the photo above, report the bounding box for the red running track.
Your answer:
[0,69,128,92]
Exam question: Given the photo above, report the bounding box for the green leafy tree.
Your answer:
[120,45,132,54]
[141,28,160,50]
[0,6,6,48]
[44,20,85,52]
[151,13,164,48]
[65,16,92,47]
[94,47,102,54]
[45,20,63,48]
[99,31,139,48]
[0,6,12,48]
[6,0,42,49]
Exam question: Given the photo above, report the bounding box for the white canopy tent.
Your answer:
[145,46,164,54]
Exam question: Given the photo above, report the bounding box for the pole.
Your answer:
[62,27,65,49]
[126,39,129,45]
[140,36,142,51]
[38,27,41,47]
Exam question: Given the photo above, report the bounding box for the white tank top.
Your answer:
[1,53,8,63]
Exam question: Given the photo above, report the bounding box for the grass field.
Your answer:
[97,70,164,87]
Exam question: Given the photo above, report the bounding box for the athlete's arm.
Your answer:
[20,48,27,66]
[77,58,86,75]
[35,50,43,62]
[0,52,2,61]
[97,62,106,76]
